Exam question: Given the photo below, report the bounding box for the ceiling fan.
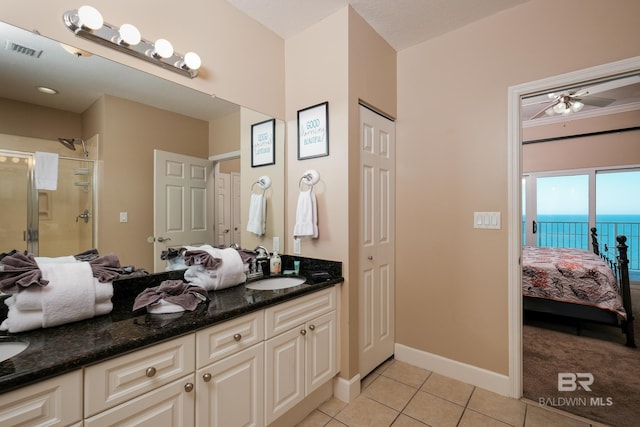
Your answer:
[525,74,640,120]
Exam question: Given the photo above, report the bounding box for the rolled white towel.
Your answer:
[184,247,246,291]
[147,299,185,314]
[35,256,78,264]
[0,305,44,333]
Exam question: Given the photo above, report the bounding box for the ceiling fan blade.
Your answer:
[579,96,615,108]
[530,100,557,119]
[522,98,553,107]
[578,74,640,97]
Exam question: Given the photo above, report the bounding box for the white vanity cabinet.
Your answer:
[0,369,83,426]
[264,287,337,424]
[83,334,195,425]
[195,311,265,427]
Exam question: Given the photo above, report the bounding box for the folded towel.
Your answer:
[87,253,122,282]
[293,189,318,239]
[37,261,96,328]
[35,152,59,190]
[184,247,246,291]
[0,251,49,293]
[0,299,112,333]
[183,250,222,270]
[133,280,209,312]
[246,193,266,236]
[12,277,113,311]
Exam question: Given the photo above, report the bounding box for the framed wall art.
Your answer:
[251,118,275,167]
[297,101,329,160]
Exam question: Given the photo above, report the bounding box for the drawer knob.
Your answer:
[300,329,307,336]
[146,367,157,377]
[203,373,212,382]
[233,333,242,341]
[184,382,194,392]
[308,324,315,331]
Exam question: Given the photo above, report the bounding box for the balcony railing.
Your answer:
[521,220,640,274]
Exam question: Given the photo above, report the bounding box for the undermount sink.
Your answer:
[245,276,306,291]
[0,338,29,363]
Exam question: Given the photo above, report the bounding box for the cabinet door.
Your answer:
[0,370,82,427]
[84,374,195,427]
[196,343,264,427]
[264,326,305,425]
[306,311,337,395]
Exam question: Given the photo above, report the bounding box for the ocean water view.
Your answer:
[522,214,640,272]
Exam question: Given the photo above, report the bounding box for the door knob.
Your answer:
[367,256,373,260]
[157,236,171,243]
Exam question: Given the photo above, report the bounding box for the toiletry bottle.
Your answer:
[270,251,281,275]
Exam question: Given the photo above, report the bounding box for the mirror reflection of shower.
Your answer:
[58,137,89,158]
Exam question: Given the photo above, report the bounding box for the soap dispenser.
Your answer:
[270,251,281,275]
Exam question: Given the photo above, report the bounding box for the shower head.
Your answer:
[57,137,89,157]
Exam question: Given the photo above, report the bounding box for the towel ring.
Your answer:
[251,175,272,193]
[299,169,320,190]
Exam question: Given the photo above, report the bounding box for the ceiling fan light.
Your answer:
[571,100,584,112]
[552,102,566,114]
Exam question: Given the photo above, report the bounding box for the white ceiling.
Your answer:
[226,0,528,51]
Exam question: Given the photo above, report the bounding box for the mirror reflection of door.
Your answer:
[0,148,94,256]
[214,158,241,248]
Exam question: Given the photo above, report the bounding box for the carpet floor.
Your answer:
[523,286,640,427]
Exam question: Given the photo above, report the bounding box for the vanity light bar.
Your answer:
[63,6,200,78]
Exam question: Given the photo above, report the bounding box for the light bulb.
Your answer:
[77,5,103,30]
[183,52,201,70]
[118,24,141,46]
[552,102,565,114]
[152,39,174,58]
[571,100,584,112]
[544,107,555,116]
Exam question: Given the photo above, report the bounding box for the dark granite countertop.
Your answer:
[0,255,342,394]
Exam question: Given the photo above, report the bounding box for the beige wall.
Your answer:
[0,98,80,139]
[285,6,397,379]
[396,0,640,376]
[523,110,640,172]
[86,95,209,268]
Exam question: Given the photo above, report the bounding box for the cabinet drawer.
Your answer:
[84,334,195,417]
[265,287,335,339]
[84,374,195,427]
[0,370,82,427]
[196,311,264,368]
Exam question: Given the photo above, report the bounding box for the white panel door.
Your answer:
[154,150,212,272]
[359,105,395,378]
[214,171,231,247]
[231,172,242,246]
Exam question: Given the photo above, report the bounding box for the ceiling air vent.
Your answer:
[4,40,43,58]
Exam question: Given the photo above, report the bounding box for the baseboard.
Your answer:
[333,373,360,403]
[394,343,513,397]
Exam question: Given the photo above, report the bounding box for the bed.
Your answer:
[522,229,635,347]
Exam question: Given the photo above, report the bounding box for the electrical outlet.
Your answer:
[293,238,301,254]
[273,237,280,252]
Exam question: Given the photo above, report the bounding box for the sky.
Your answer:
[524,170,640,216]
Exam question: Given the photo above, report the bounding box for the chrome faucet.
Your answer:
[254,246,269,258]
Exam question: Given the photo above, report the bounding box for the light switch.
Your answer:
[273,236,280,252]
[293,238,301,254]
[119,212,128,223]
[474,212,501,229]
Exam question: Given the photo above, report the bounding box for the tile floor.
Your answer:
[297,358,609,427]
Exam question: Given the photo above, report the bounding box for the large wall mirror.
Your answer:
[0,21,284,272]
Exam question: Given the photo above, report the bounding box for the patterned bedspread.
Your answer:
[522,246,626,318]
